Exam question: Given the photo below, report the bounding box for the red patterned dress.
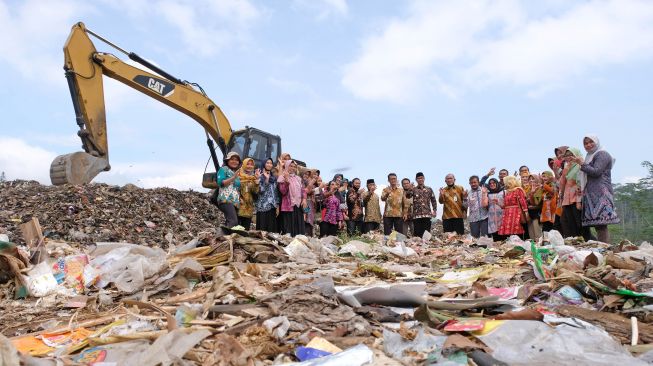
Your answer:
[498,188,528,236]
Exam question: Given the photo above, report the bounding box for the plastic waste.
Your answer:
[477,236,494,248]
[507,235,524,247]
[383,328,447,364]
[474,320,647,366]
[284,238,318,264]
[128,329,211,366]
[83,243,167,293]
[292,344,374,366]
[296,347,332,361]
[175,304,202,327]
[556,285,583,302]
[338,240,373,256]
[22,262,58,297]
[335,281,426,308]
[295,337,343,361]
[0,234,9,243]
[386,242,417,258]
[566,250,604,267]
[263,316,290,339]
[547,230,564,247]
[438,267,488,287]
[422,230,432,242]
[51,254,89,293]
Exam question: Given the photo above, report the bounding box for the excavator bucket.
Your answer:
[50,152,110,185]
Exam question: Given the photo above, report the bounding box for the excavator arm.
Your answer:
[51,22,233,185]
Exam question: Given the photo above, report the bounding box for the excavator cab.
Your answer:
[201,127,281,189]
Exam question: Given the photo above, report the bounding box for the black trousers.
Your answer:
[542,221,554,232]
[413,218,432,238]
[256,209,277,232]
[238,216,252,230]
[218,202,238,228]
[443,218,464,235]
[470,219,489,238]
[383,217,404,235]
[363,222,380,233]
[561,205,593,241]
[347,220,364,236]
[281,206,305,237]
[320,222,338,237]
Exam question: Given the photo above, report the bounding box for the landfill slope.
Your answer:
[0,181,222,247]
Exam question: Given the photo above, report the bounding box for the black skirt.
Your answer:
[281,206,305,237]
[256,209,278,232]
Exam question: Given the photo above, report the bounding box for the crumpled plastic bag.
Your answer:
[383,328,447,364]
[84,243,167,293]
[263,316,290,339]
[338,240,373,256]
[284,238,318,264]
[475,320,647,366]
[547,230,564,247]
[386,242,417,258]
[22,261,58,297]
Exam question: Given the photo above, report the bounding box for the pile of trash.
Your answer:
[0,181,222,247]
[2,182,653,365]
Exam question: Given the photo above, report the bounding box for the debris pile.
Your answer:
[0,181,222,247]
[1,181,653,365]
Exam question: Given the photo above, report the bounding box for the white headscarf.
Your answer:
[579,134,615,191]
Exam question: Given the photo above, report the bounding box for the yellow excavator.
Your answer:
[50,22,291,188]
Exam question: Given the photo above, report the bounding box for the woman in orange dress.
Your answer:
[498,176,529,238]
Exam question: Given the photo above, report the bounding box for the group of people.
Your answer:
[213,134,619,243]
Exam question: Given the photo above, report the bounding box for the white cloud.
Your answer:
[342,0,653,102]
[156,0,262,57]
[0,136,208,190]
[0,0,92,84]
[621,176,642,184]
[294,0,348,20]
[0,136,58,184]
[98,161,207,191]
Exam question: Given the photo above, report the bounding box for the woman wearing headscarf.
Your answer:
[277,160,307,236]
[320,181,344,237]
[216,152,241,228]
[526,174,543,240]
[237,158,260,229]
[303,170,318,236]
[256,158,278,232]
[572,135,619,243]
[498,176,529,238]
[540,171,558,233]
[559,148,592,240]
[486,178,505,241]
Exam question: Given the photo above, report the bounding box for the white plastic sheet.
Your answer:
[84,243,167,293]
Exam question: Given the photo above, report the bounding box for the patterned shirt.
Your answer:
[238,177,260,218]
[439,185,466,220]
[363,191,382,223]
[381,186,405,218]
[467,187,489,223]
[408,186,437,219]
[323,194,343,225]
[255,175,278,213]
[347,188,364,221]
[216,167,241,206]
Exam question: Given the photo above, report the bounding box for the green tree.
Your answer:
[610,161,653,243]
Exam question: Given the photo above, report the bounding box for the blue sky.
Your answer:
[0,0,651,192]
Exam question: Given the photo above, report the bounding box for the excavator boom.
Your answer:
[52,22,236,185]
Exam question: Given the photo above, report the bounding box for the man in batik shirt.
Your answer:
[347,178,365,235]
[382,173,405,235]
[363,179,381,233]
[406,172,437,238]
